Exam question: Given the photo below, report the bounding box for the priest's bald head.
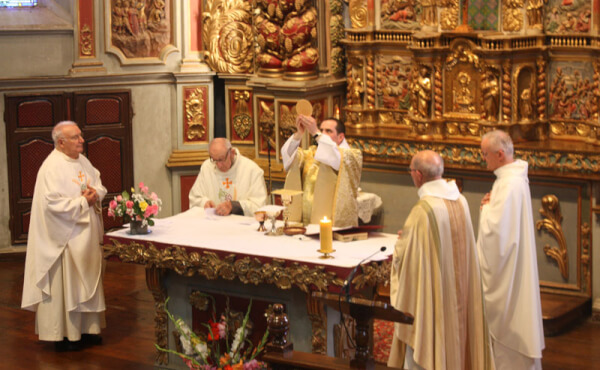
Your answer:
[209,138,237,172]
[409,150,444,188]
[480,130,514,171]
[52,121,84,160]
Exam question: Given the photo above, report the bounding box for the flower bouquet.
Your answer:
[157,295,269,370]
[108,182,162,234]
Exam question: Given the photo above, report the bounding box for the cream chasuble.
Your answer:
[189,148,267,216]
[22,149,107,318]
[283,142,362,228]
[389,180,494,370]
[477,160,545,361]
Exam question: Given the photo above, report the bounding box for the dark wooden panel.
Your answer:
[85,98,121,125]
[18,138,54,198]
[17,99,55,128]
[87,136,123,194]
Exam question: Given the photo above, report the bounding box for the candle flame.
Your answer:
[322,216,328,221]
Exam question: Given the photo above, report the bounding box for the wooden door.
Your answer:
[4,90,133,244]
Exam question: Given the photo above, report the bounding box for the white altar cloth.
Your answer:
[105,207,396,269]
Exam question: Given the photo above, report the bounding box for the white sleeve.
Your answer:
[281,135,302,171]
[188,165,211,208]
[314,135,342,171]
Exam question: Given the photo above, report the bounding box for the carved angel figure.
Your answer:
[482,71,499,121]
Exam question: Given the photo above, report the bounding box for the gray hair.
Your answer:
[51,121,78,146]
[482,130,514,156]
[412,150,444,181]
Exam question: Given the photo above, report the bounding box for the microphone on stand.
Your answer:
[342,246,387,300]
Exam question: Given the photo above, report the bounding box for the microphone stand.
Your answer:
[338,246,387,349]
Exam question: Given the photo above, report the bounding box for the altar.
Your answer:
[103,207,397,367]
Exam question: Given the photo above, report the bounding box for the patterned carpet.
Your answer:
[373,319,394,363]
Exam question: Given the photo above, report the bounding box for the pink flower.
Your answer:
[107,209,114,217]
[109,200,117,209]
[116,195,123,202]
[126,200,134,209]
[150,192,158,201]
[142,186,149,194]
[138,182,144,189]
[144,204,158,218]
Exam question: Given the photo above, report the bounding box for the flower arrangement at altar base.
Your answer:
[156,295,269,370]
[107,182,162,227]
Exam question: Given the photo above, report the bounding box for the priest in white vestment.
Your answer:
[281,116,362,227]
[478,130,545,370]
[388,150,494,370]
[189,138,267,216]
[22,121,107,351]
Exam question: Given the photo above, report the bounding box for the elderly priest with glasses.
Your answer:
[189,138,267,216]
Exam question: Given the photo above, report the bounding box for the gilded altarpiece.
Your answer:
[257,97,276,156]
[342,0,600,307]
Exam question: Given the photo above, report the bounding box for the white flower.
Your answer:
[230,326,246,359]
[176,318,195,355]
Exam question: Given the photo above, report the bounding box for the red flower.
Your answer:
[208,320,220,341]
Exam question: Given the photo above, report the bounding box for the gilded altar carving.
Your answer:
[366,56,376,109]
[255,0,284,75]
[549,62,596,122]
[280,0,319,78]
[420,0,438,27]
[581,222,590,294]
[526,0,545,30]
[146,267,168,365]
[232,90,252,140]
[380,0,419,30]
[482,69,500,121]
[203,0,253,73]
[109,0,173,59]
[444,41,481,119]
[80,24,93,56]
[502,0,524,32]
[306,293,327,354]
[502,61,512,122]
[433,61,443,118]
[348,60,365,108]
[349,137,600,176]
[184,87,208,142]
[349,0,368,29]
[536,58,547,120]
[439,0,459,30]
[410,65,432,119]
[330,0,346,74]
[104,239,347,292]
[376,56,411,110]
[535,195,569,280]
[544,0,591,34]
[258,99,276,152]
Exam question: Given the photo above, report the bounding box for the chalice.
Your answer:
[258,205,285,236]
[254,211,267,232]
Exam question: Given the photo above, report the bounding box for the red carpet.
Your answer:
[373,319,394,363]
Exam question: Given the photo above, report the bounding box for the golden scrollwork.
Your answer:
[202,0,253,73]
[80,24,93,56]
[146,267,168,365]
[258,100,276,148]
[502,61,512,122]
[185,88,207,141]
[535,195,568,280]
[349,0,368,28]
[232,90,252,140]
[352,260,391,290]
[104,239,345,292]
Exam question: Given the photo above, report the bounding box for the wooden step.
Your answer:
[263,351,396,370]
[541,292,591,337]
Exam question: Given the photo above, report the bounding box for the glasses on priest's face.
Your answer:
[210,148,231,164]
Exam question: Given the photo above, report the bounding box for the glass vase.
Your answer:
[129,220,148,235]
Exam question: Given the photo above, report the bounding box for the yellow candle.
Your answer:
[320,216,333,253]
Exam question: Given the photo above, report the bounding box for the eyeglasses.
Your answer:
[210,148,231,163]
[408,168,418,173]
